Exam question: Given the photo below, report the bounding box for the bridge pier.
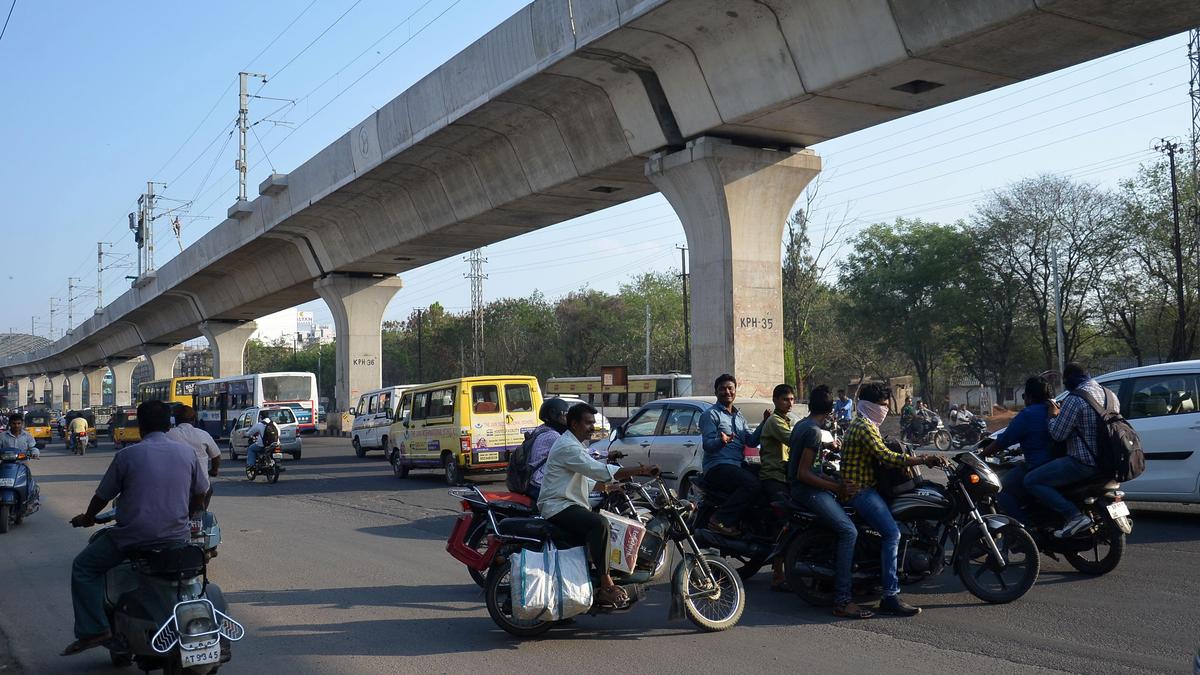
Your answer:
[314,274,403,419]
[143,345,183,381]
[67,371,85,410]
[16,378,31,408]
[34,375,49,404]
[108,359,139,407]
[84,366,108,407]
[49,373,67,410]
[199,321,257,378]
[647,137,821,400]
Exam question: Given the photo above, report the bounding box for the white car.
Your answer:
[228,407,303,460]
[995,360,1200,503]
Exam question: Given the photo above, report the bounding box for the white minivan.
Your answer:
[352,385,418,457]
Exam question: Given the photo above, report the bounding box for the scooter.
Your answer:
[245,442,284,483]
[0,447,39,533]
[89,510,243,672]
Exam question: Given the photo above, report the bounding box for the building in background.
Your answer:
[252,308,300,345]
[178,347,212,377]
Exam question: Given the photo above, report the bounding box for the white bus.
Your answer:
[545,373,692,425]
[193,371,318,439]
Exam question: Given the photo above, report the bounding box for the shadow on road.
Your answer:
[356,515,458,542]
[227,582,483,612]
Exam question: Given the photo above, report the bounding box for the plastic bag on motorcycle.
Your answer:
[512,543,592,621]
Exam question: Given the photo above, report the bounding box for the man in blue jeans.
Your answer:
[787,385,872,619]
[1031,363,1110,538]
[840,383,943,617]
[698,374,763,537]
[979,376,1055,523]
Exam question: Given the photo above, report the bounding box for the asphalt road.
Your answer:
[1,435,1196,674]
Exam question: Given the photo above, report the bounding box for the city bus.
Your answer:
[136,376,211,406]
[193,371,318,439]
[545,372,692,425]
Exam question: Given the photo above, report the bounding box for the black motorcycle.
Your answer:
[781,451,1040,605]
[984,447,1130,575]
[949,417,988,449]
[245,442,284,483]
[904,413,952,451]
[482,473,746,637]
[689,466,780,580]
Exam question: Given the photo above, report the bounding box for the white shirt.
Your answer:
[247,421,266,442]
[537,431,618,519]
[0,430,38,458]
[166,423,220,470]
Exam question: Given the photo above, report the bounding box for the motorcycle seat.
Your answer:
[478,491,534,509]
[1062,478,1120,500]
[495,517,575,545]
[128,544,206,580]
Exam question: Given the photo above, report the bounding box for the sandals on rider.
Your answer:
[60,631,112,656]
[596,584,629,608]
[832,602,874,619]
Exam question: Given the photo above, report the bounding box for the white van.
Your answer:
[352,385,418,457]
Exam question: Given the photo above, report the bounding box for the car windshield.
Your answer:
[262,409,296,424]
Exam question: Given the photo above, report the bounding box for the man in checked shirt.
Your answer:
[840,382,944,617]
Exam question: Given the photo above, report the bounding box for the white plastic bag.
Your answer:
[601,509,647,574]
[512,544,593,621]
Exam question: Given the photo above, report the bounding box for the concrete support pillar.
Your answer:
[199,321,257,378]
[67,371,85,410]
[84,366,108,407]
[108,359,139,407]
[35,375,50,404]
[17,378,32,408]
[49,373,67,410]
[647,137,821,399]
[314,274,403,415]
[143,344,183,380]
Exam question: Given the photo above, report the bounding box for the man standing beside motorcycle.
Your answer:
[840,383,944,617]
[61,400,208,657]
[979,376,1055,523]
[787,385,872,619]
[537,403,657,608]
[1033,362,1111,538]
[697,374,763,538]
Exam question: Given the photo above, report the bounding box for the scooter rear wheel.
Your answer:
[0,504,9,534]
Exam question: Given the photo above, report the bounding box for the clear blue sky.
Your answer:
[0,1,1193,338]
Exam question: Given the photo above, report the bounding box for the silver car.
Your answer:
[599,396,801,499]
[228,406,303,460]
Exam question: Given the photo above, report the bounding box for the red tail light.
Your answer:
[460,436,471,452]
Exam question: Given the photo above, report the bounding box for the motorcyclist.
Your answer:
[62,400,208,656]
[1,414,39,459]
[840,382,943,617]
[979,376,1055,523]
[757,383,797,591]
[524,397,572,502]
[697,374,763,538]
[244,411,280,469]
[948,404,976,441]
[538,403,657,607]
[910,400,935,441]
[68,414,89,452]
[899,396,915,435]
[787,385,871,619]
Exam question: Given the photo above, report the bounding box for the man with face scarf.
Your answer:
[840,382,944,617]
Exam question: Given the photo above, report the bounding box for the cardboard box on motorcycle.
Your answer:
[601,510,646,574]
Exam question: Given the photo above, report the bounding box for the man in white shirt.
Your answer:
[538,402,656,607]
[167,405,220,507]
[0,415,39,459]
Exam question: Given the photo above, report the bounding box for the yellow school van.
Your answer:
[387,376,542,485]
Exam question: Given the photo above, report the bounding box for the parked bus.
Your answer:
[193,371,317,439]
[545,372,692,425]
[136,376,211,406]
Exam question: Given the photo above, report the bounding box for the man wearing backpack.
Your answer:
[518,398,572,501]
[1030,363,1113,538]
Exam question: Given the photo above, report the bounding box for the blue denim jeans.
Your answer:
[792,485,856,606]
[71,528,126,639]
[1023,456,1098,520]
[996,462,1031,523]
[245,443,262,468]
[849,487,900,598]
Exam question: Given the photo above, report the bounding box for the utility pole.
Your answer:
[676,244,690,370]
[1154,138,1189,360]
[465,249,487,376]
[1188,29,1199,294]
[49,298,61,340]
[1051,246,1066,376]
[415,308,424,382]
[67,277,80,331]
[237,71,268,202]
[644,304,651,375]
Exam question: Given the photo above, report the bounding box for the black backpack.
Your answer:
[505,427,553,494]
[262,420,280,446]
[1071,388,1145,482]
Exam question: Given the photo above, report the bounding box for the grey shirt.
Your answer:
[96,431,209,550]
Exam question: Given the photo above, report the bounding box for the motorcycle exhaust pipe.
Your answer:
[696,530,771,559]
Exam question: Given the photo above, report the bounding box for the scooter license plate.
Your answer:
[0,478,14,487]
[179,642,221,666]
[1106,502,1130,519]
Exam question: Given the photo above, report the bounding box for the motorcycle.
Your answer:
[89,510,242,673]
[0,447,39,533]
[781,451,1040,605]
[481,473,745,637]
[904,413,951,451]
[949,417,988,449]
[245,442,284,483]
[690,466,780,580]
[984,447,1131,575]
[71,431,90,456]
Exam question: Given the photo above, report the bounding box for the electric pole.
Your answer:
[67,277,80,332]
[645,304,651,375]
[415,308,424,383]
[49,298,61,340]
[1154,138,1189,360]
[1051,246,1066,376]
[237,71,268,202]
[96,243,106,313]
[1188,29,1199,293]
[676,244,690,370]
[465,249,487,376]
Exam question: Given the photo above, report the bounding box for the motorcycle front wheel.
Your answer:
[933,430,952,452]
[955,523,1039,603]
[678,556,745,631]
[484,560,553,638]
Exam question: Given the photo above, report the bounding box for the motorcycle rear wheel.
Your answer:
[955,523,1039,603]
[933,430,952,452]
[679,556,745,631]
[1064,519,1125,575]
[268,465,281,484]
[783,530,836,607]
[484,560,553,638]
[466,520,490,588]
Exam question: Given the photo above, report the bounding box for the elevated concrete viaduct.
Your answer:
[3,0,1197,407]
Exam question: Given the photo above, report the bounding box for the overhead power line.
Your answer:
[0,0,16,45]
